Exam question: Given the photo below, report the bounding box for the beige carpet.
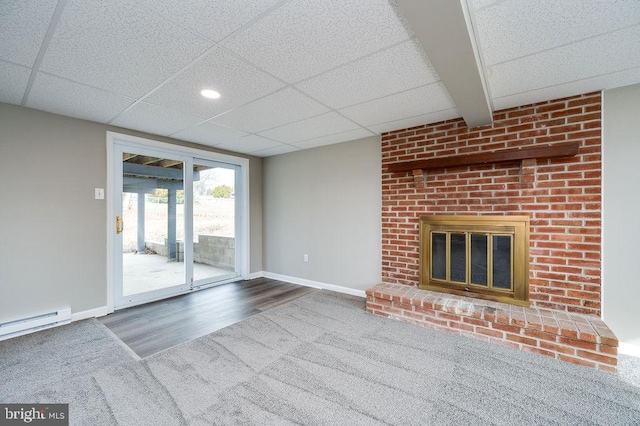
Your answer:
[2,291,639,425]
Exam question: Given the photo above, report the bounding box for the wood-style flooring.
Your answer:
[100,277,317,358]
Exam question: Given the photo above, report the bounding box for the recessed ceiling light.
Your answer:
[200,89,221,99]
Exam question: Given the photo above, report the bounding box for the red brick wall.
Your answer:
[381,92,602,315]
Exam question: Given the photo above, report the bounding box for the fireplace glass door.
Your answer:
[420,215,529,306]
[429,231,513,291]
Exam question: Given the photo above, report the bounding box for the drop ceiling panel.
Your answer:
[489,25,640,99]
[136,0,282,42]
[293,128,374,150]
[0,0,57,66]
[223,0,412,83]
[296,39,440,109]
[368,108,459,134]
[493,68,640,111]
[27,73,134,123]
[473,0,640,66]
[251,144,300,157]
[144,47,285,119]
[0,61,30,104]
[472,0,501,9]
[213,134,282,154]
[211,87,329,133]
[3,0,640,157]
[171,120,248,147]
[111,102,202,136]
[259,112,361,144]
[339,83,455,127]
[39,0,213,98]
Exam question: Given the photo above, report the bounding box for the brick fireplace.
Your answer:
[366,92,619,372]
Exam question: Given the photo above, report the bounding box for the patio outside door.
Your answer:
[112,142,242,309]
[191,159,239,287]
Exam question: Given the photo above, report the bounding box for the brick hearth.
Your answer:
[366,283,618,373]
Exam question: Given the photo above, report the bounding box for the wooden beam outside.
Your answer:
[123,163,199,180]
[124,162,184,179]
[158,159,183,168]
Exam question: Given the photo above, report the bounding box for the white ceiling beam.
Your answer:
[396,0,493,128]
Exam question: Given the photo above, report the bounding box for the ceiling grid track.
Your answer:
[2,0,638,156]
[20,0,67,106]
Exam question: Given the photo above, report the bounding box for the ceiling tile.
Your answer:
[0,61,30,104]
[259,112,361,144]
[367,108,460,134]
[296,39,440,109]
[144,47,285,119]
[293,128,374,149]
[339,83,455,127]
[110,102,202,136]
[251,144,300,157]
[471,0,502,9]
[39,0,212,98]
[474,0,640,66]
[3,0,640,155]
[26,73,134,123]
[223,0,412,83]
[493,67,640,111]
[136,0,282,42]
[213,134,283,154]
[171,120,249,147]
[211,87,329,133]
[488,25,640,99]
[0,0,57,66]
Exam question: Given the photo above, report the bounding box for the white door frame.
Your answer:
[113,143,192,308]
[106,131,250,313]
[190,157,242,289]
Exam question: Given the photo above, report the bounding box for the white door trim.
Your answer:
[106,131,250,312]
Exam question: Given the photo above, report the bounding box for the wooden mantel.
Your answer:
[386,142,580,174]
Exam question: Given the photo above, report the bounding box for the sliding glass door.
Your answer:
[191,159,239,286]
[110,136,245,310]
[118,149,188,306]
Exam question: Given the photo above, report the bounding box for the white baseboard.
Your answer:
[71,306,109,322]
[619,342,640,358]
[261,272,367,298]
[246,271,264,280]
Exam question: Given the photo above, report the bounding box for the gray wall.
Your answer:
[262,136,382,290]
[602,84,640,348]
[0,103,263,322]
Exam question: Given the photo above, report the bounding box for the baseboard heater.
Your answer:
[0,308,72,341]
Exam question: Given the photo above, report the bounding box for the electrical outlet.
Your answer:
[95,188,104,199]
[303,254,309,262]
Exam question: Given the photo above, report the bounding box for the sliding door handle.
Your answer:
[116,216,123,234]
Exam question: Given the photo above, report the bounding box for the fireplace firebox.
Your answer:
[419,215,530,306]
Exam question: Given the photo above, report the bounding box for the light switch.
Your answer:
[95,188,104,199]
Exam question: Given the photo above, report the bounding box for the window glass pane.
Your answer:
[122,153,185,297]
[493,235,512,289]
[450,233,466,282]
[471,234,488,286]
[192,164,236,282]
[431,233,446,280]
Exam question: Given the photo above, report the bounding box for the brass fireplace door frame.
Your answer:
[419,215,530,306]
